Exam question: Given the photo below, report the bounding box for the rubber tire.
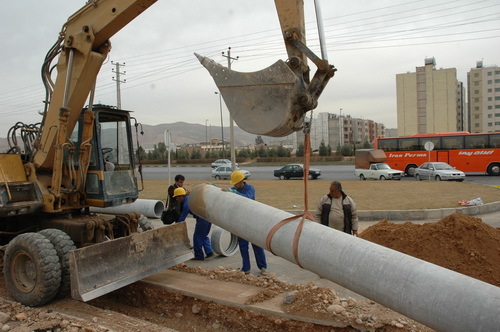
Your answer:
[435,175,442,181]
[379,176,386,180]
[215,175,221,180]
[39,229,76,299]
[359,174,366,181]
[487,163,500,176]
[406,165,417,177]
[415,174,421,181]
[308,174,313,180]
[3,233,61,306]
[279,175,285,180]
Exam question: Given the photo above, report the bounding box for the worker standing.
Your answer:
[174,188,214,260]
[314,181,359,236]
[226,170,268,275]
[162,174,189,225]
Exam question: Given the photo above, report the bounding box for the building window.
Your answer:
[475,106,480,110]
[488,97,493,101]
[488,80,493,84]
[475,98,480,102]
[488,122,493,126]
[474,81,480,86]
[495,79,500,83]
[489,106,493,110]
[496,122,500,125]
[496,96,500,100]
[496,105,500,109]
[496,88,500,92]
[475,115,480,119]
[495,70,500,75]
[474,90,479,94]
[475,123,480,127]
[474,73,479,77]
[488,72,492,76]
[488,114,493,118]
[488,89,493,93]
[496,114,500,117]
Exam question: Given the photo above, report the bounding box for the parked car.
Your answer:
[273,164,321,180]
[211,166,250,180]
[211,159,239,168]
[414,162,465,182]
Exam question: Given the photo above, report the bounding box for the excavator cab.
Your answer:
[81,105,139,208]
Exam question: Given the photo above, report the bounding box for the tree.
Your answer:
[276,145,290,157]
[257,146,267,157]
[296,144,304,157]
[319,141,330,156]
[255,136,264,145]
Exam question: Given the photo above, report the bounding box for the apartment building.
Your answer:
[396,58,464,136]
[467,61,500,133]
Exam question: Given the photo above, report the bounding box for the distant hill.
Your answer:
[0,122,269,152]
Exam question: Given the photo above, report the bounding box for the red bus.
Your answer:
[374,132,500,176]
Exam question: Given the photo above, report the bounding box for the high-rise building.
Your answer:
[396,58,464,136]
[467,61,500,133]
[293,112,384,150]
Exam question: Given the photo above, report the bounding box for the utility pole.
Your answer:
[112,61,126,109]
[222,47,238,171]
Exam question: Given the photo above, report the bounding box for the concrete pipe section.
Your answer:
[188,184,500,332]
[210,226,239,257]
[90,199,164,219]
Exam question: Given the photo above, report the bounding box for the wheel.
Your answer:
[308,174,313,180]
[215,175,221,180]
[487,163,500,176]
[435,175,442,181]
[3,233,61,306]
[415,174,421,181]
[359,174,366,181]
[405,165,417,177]
[279,175,285,180]
[379,176,386,180]
[39,229,76,298]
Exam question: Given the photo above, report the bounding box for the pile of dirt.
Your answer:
[360,212,500,287]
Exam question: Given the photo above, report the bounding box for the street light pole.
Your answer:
[339,108,343,147]
[164,129,172,186]
[215,92,224,158]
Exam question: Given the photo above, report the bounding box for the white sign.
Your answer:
[424,141,434,151]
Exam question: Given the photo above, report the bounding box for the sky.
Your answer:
[1,0,499,140]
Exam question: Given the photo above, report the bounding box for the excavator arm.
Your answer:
[197,0,336,137]
[34,0,158,171]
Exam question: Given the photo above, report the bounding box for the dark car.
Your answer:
[273,164,321,180]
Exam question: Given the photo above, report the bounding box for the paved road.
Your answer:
[142,164,500,186]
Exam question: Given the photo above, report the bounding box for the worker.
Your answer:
[225,170,268,276]
[314,181,359,236]
[162,174,189,225]
[174,187,214,260]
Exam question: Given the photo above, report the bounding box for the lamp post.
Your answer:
[164,129,172,186]
[339,108,343,147]
[215,92,224,157]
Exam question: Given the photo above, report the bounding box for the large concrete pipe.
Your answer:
[188,184,500,332]
[90,199,164,219]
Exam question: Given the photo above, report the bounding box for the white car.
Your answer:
[414,162,465,182]
[211,159,239,169]
[211,166,250,180]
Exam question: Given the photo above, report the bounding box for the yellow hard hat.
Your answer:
[230,170,245,185]
[173,187,187,197]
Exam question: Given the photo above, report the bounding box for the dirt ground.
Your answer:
[0,180,499,331]
[139,179,500,211]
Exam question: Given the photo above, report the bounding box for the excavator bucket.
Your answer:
[68,222,193,302]
[196,53,309,137]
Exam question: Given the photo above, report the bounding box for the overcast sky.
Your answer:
[1,0,499,139]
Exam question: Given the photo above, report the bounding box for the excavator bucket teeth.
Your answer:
[196,53,308,137]
[68,222,193,302]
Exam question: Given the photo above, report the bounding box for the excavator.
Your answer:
[0,0,335,307]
